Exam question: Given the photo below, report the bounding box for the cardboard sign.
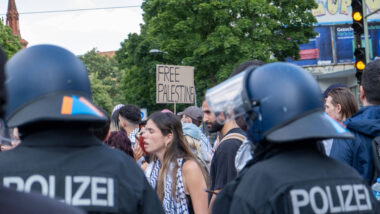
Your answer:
[156,65,194,104]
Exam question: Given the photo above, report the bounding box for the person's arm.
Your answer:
[183,159,208,214]
[208,189,220,214]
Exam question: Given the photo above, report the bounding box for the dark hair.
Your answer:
[119,104,141,124]
[105,131,134,158]
[89,109,110,141]
[229,59,265,78]
[148,112,207,200]
[323,83,347,98]
[362,59,380,104]
[327,87,358,120]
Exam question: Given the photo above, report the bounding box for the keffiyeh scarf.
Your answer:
[147,158,189,214]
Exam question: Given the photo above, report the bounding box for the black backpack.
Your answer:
[371,136,380,184]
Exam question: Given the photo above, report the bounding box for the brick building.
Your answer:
[6,0,27,48]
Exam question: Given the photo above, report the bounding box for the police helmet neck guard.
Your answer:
[241,62,353,143]
[5,45,107,128]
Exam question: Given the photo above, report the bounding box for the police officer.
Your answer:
[207,62,379,213]
[0,48,85,213]
[0,45,164,214]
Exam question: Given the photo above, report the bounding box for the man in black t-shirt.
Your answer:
[202,99,246,210]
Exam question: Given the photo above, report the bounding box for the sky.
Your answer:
[0,0,144,55]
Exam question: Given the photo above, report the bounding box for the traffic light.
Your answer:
[352,0,364,35]
[354,48,366,71]
[351,0,365,84]
[354,47,365,84]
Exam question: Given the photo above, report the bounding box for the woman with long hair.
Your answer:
[143,112,208,214]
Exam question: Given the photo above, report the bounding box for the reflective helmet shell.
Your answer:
[244,62,353,143]
[5,44,106,127]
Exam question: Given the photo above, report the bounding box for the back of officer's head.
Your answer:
[362,59,380,105]
[244,62,352,143]
[5,45,107,133]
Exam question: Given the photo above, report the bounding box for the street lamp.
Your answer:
[149,49,167,54]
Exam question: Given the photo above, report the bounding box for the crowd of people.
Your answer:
[0,44,379,214]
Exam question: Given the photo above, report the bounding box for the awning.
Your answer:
[312,69,356,80]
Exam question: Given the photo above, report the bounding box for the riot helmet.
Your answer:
[206,62,353,143]
[5,44,107,128]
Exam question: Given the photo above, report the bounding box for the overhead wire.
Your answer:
[0,5,141,16]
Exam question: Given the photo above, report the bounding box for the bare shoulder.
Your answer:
[182,159,201,174]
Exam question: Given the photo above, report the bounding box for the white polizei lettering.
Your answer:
[72,176,91,206]
[65,176,72,205]
[108,178,114,207]
[336,186,345,212]
[3,176,24,192]
[341,185,358,211]
[353,184,366,211]
[49,176,55,198]
[91,177,108,206]
[309,186,328,214]
[325,186,343,213]
[363,184,372,210]
[353,184,372,211]
[290,189,309,214]
[3,175,116,208]
[24,175,48,196]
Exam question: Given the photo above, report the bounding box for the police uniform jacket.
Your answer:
[0,128,164,214]
[0,185,85,214]
[225,144,380,214]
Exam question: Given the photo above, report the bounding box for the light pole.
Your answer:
[364,8,380,63]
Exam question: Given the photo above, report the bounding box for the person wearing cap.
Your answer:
[330,59,380,184]
[0,45,164,214]
[209,62,379,213]
[179,106,212,162]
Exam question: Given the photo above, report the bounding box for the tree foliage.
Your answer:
[117,0,317,111]
[116,32,175,112]
[80,49,124,114]
[0,20,22,59]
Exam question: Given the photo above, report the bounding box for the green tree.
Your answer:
[142,0,317,98]
[116,32,175,112]
[0,20,22,58]
[80,49,124,114]
[117,0,317,110]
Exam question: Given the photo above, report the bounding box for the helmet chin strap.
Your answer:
[245,108,263,145]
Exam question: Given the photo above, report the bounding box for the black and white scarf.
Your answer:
[146,158,189,214]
